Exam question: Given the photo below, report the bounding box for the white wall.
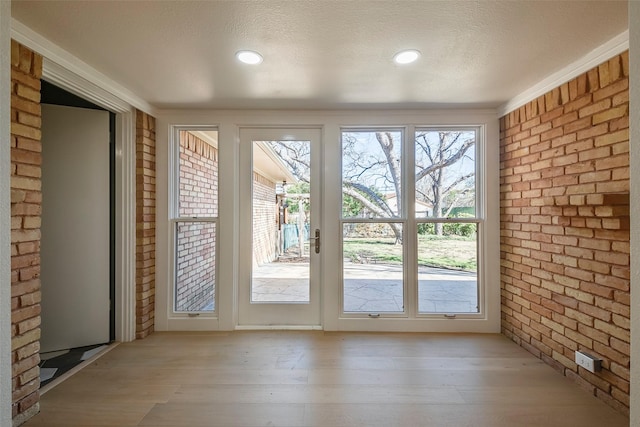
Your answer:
[1,1,13,425]
[629,1,639,425]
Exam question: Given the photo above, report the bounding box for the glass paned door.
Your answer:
[252,140,311,304]
[239,128,321,326]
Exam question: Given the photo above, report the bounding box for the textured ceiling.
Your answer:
[11,0,629,110]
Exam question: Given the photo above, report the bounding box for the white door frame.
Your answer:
[40,61,138,343]
[237,127,322,328]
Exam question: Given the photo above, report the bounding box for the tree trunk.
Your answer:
[434,197,443,236]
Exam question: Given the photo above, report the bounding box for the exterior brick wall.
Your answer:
[176,222,216,311]
[179,131,218,216]
[500,52,630,413]
[175,132,217,311]
[10,40,42,425]
[253,173,277,266]
[135,110,156,339]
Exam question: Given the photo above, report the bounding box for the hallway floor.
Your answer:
[23,331,628,427]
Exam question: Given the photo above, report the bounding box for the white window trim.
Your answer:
[413,125,484,319]
[168,125,220,318]
[154,109,500,333]
[338,126,486,321]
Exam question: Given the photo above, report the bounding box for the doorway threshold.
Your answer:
[39,342,119,395]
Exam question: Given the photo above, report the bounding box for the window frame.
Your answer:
[338,125,485,320]
[339,127,408,318]
[169,125,220,317]
[414,126,483,319]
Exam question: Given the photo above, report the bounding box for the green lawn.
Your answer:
[343,236,477,271]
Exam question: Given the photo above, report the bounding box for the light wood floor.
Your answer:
[23,331,628,427]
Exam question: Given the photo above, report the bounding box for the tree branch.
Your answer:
[414,137,474,182]
[343,182,396,217]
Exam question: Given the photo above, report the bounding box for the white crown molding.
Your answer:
[11,18,156,115]
[42,59,131,113]
[498,30,629,117]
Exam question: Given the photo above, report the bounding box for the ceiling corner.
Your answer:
[497,30,629,118]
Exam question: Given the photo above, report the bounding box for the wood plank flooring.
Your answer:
[23,331,629,427]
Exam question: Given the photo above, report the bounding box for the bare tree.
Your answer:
[341,132,403,242]
[268,141,311,182]
[415,131,475,235]
[269,130,475,240]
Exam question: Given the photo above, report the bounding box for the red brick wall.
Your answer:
[10,40,42,424]
[253,173,277,266]
[500,51,630,413]
[175,132,217,311]
[135,110,156,339]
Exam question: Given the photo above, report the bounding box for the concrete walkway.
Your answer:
[253,260,478,313]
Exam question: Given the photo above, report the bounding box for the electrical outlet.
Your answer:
[575,350,602,373]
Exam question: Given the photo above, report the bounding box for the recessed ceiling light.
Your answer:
[236,50,263,65]
[393,49,420,65]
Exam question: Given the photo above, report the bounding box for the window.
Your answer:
[341,129,405,314]
[341,127,481,317]
[415,129,478,314]
[171,129,219,313]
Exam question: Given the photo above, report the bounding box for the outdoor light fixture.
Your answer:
[393,49,420,64]
[236,50,263,65]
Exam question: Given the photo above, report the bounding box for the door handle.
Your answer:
[309,229,320,254]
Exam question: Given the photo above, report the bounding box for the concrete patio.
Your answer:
[253,260,478,313]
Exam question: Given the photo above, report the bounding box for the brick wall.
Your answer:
[176,222,216,311]
[500,52,630,413]
[175,132,217,311]
[253,173,277,266]
[10,40,42,425]
[135,110,156,339]
[179,131,218,216]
